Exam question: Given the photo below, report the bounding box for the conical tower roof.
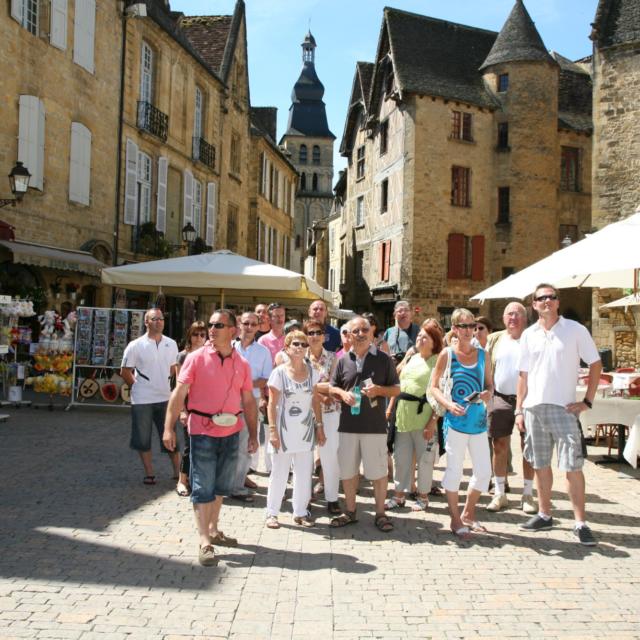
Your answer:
[480,0,554,70]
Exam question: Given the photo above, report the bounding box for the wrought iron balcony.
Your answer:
[137,101,168,142]
[192,136,216,169]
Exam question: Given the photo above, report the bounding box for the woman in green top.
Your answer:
[385,323,443,511]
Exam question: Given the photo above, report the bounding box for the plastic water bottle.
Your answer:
[351,385,362,415]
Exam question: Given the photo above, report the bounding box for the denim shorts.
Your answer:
[130,402,170,453]
[190,433,240,503]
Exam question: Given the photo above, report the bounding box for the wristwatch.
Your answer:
[583,397,593,409]
[514,409,524,417]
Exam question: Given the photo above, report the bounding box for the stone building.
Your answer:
[248,107,297,268]
[115,0,251,328]
[589,0,640,366]
[280,32,335,274]
[334,1,593,328]
[0,0,122,310]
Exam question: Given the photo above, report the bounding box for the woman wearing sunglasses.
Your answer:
[266,330,326,528]
[304,320,342,515]
[175,321,208,497]
[430,308,493,538]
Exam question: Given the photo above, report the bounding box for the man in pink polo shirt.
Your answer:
[258,302,286,364]
[163,309,258,566]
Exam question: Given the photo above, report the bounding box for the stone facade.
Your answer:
[0,1,122,309]
[589,0,640,366]
[334,3,593,329]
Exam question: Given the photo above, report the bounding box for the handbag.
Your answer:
[427,347,452,417]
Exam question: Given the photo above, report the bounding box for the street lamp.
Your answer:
[1,162,31,208]
[182,222,197,255]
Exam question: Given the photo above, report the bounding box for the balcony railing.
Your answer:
[192,136,216,169]
[137,101,168,142]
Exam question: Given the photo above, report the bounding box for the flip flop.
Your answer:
[143,475,156,485]
[451,525,471,539]
[462,520,488,533]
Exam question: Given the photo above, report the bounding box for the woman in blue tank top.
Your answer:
[430,308,493,539]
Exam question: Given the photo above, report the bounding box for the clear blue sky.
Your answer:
[173,0,599,176]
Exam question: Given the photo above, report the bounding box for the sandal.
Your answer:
[293,514,315,528]
[330,510,358,528]
[265,516,280,529]
[451,525,471,539]
[313,482,324,497]
[462,520,488,533]
[176,482,191,497]
[143,475,156,485]
[374,514,394,532]
[209,531,238,547]
[384,496,406,510]
[412,497,429,511]
[198,544,218,567]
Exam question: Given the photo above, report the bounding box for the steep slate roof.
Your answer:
[180,16,233,75]
[551,52,593,134]
[339,62,374,155]
[480,0,555,69]
[591,0,640,48]
[383,8,499,108]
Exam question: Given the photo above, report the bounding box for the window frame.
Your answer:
[356,145,365,180]
[379,119,389,155]
[299,144,308,164]
[140,41,154,105]
[451,166,471,207]
[355,195,365,227]
[380,178,389,214]
[312,145,321,165]
[498,73,509,92]
[560,146,580,192]
[194,86,203,141]
[497,186,510,224]
[136,150,152,224]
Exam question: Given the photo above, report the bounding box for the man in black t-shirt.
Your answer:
[326,316,400,532]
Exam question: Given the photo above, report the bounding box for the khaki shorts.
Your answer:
[338,432,388,481]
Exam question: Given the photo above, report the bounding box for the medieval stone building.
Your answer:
[335,0,593,328]
[590,0,640,366]
[280,32,335,274]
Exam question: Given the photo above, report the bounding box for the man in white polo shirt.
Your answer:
[120,308,180,485]
[515,284,602,545]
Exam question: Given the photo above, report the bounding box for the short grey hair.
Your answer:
[394,300,411,312]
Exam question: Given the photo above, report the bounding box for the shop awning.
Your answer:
[0,239,105,276]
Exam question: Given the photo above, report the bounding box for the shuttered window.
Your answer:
[123,139,138,225]
[183,170,193,225]
[18,95,45,191]
[69,122,91,205]
[73,0,96,73]
[156,157,168,233]
[192,179,202,236]
[379,240,391,282]
[451,166,471,207]
[447,233,484,280]
[50,0,67,49]
[206,182,217,247]
[137,151,152,224]
[11,0,38,35]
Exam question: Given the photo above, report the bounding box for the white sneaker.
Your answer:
[520,494,537,514]
[486,494,508,512]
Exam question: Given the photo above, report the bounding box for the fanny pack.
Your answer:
[188,407,242,427]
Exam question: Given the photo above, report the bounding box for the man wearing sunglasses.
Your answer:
[516,284,602,546]
[231,312,273,500]
[324,316,400,532]
[163,310,258,566]
[120,308,179,486]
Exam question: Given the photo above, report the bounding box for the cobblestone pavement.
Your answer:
[1,405,639,640]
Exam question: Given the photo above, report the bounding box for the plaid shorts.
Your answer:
[523,404,584,472]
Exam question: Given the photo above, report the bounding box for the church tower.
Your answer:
[280,32,335,273]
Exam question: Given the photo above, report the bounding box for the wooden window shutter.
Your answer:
[50,0,68,50]
[471,235,485,281]
[156,157,168,233]
[206,182,217,247]
[73,0,96,73]
[447,233,465,279]
[69,122,91,205]
[183,169,193,225]
[18,95,46,191]
[382,241,391,281]
[123,139,138,225]
[11,0,23,22]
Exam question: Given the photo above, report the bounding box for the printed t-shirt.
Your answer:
[178,346,253,437]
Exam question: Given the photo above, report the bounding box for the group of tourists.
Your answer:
[120,285,602,566]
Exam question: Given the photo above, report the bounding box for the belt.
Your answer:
[188,408,243,419]
[495,391,516,403]
[397,391,428,414]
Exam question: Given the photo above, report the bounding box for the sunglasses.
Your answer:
[193,332,207,338]
[290,341,308,348]
[455,323,477,330]
[534,294,558,302]
[208,322,232,329]
[306,330,324,337]
[241,321,258,327]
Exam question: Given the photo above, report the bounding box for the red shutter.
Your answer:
[383,241,391,281]
[378,242,384,281]
[448,233,465,279]
[471,235,485,281]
